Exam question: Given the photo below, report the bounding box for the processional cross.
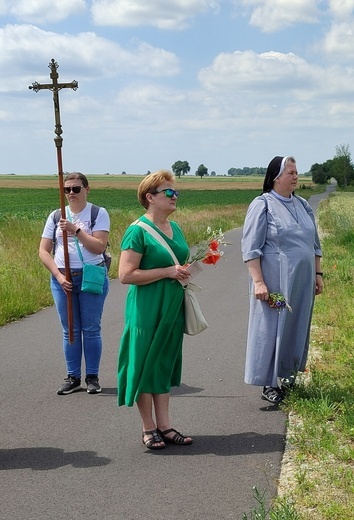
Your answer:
[29,59,78,343]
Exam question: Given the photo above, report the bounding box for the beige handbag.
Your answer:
[182,282,209,335]
[135,220,208,335]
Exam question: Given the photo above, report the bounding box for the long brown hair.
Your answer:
[64,172,89,188]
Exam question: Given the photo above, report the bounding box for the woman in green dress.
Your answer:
[118,170,193,450]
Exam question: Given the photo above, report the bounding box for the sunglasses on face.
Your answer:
[63,186,85,194]
[153,188,179,198]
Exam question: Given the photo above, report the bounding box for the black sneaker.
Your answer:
[261,386,284,404]
[57,376,82,395]
[85,375,102,394]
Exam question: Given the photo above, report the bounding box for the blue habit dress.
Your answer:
[241,192,322,387]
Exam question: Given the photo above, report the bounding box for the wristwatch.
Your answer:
[75,228,81,235]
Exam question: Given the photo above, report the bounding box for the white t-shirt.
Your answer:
[42,203,110,269]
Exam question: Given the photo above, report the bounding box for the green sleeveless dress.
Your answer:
[117,215,189,407]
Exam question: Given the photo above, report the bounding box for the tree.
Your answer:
[310,161,332,184]
[331,143,354,188]
[195,164,208,178]
[172,160,190,178]
[210,170,216,176]
[228,168,237,177]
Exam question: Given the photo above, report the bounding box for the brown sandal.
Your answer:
[158,428,193,445]
[142,429,165,450]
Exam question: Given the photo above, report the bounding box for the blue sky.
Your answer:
[0,0,353,175]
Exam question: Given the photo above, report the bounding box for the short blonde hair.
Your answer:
[138,170,175,209]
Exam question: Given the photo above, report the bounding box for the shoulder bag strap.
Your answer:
[293,194,311,214]
[90,204,100,229]
[261,193,269,210]
[52,208,64,254]
[134,220,180,265]
[135,220,202,290]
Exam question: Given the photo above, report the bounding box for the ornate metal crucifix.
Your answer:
[29,59,79,343]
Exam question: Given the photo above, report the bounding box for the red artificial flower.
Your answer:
[209,239,219,251]
[202,251,221,265]
[187,227,229,264]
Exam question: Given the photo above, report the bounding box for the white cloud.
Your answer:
[239,0,322,32]
[1,0,86,23]
[91,0,220,29]
[89,47,354,139]
[319,21,354,60]
[5,43,354,172]
[196,49,354,133]
[0,25,180,92]
[198,50,322,95]
[126,41,181,76]
[116,84,187,111]
[328,0,354,19]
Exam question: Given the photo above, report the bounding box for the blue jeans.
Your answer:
[51,269,109,379]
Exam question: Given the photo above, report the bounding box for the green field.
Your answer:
[0,177,323,327]
[0,187,260,221]
[0,173,318,221]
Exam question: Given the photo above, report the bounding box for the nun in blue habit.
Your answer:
[241,156,324,404]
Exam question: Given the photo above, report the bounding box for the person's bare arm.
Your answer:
[38,238,72,293]
[245,257,269,300]
[119,249,191,286]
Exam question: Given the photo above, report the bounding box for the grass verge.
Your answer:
[244,192,354,520]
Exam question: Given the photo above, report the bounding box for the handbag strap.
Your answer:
[134,219,180,265]
[134,219,203,291]
[67,209,84,264]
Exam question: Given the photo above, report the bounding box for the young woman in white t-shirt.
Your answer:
[39,172,110,395]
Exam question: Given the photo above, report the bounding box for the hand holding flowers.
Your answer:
[267,292,292,312]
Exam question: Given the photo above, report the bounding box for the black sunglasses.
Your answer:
[153,188,179,198]
[63,186,85,194]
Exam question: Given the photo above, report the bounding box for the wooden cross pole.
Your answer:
[29,59,78,344]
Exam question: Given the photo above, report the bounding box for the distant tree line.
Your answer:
[227,167,267,176]
[171,161,265,178]
[171,163,267,177]
[146,144,354,187]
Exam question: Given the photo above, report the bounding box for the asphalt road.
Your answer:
[0,185,333,520]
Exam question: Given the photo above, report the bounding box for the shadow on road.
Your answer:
[141,431,284,457]
[0,447,111,471]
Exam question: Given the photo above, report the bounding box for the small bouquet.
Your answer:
[268,292,292,312]
[188,227,228,267]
